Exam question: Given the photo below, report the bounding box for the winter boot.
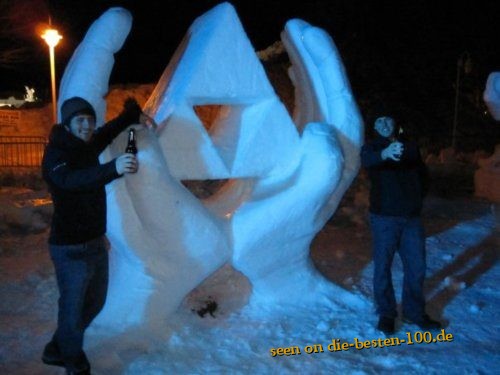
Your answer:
[377,316,396,335]
[403,313,442,330]
[42,340,64,367]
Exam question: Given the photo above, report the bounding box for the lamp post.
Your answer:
[41,28,62,123]
[452,51,472,150]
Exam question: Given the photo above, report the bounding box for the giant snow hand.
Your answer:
[58,4,363,334]
[231,19,364,301]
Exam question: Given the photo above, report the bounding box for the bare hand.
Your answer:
[381,141,404,161]
[115,153,138,174]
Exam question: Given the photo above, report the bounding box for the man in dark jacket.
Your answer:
[41,96,150,375]
[361,116,441,335]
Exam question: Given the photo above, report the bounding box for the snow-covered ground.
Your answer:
[0,183,498,374]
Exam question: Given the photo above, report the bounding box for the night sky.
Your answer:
[1,0,499,149]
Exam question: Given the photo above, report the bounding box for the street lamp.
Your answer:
[452,51,472,150]
[41,28,62,123]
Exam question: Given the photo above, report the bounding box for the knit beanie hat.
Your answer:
[60,97,96,125]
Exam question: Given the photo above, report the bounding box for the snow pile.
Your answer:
[257,41,286,61]
[1,164,495,375]
[0,169,498,374]
[0,187,51,234]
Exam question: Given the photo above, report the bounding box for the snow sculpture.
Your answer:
[58,7,132,123]
[484,72,500,120]
[57,3,363,334]
[24,86,36,102]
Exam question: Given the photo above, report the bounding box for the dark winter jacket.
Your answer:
[42,102,141,245]
[361,135,428,217]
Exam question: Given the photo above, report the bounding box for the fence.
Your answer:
[0,136,47,168]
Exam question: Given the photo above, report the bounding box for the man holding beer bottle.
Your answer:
[361,116,441,336]
[41,96,153,374]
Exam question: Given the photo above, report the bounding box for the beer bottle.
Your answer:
[125,128,137,154]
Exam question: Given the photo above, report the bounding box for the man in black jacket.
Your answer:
[41,96,150,375]
[361,116,441,335]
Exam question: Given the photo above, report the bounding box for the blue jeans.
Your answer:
[49,236,108,366]
[369,214,426,320]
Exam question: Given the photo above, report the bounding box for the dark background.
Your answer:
[1,0,499,151]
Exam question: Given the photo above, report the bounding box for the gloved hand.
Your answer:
[120,97,142,123]
[122,97,158,129]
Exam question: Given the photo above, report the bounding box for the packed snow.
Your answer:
[0,182,498,374]
[1,2,498,374]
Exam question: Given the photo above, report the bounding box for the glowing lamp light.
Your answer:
[41,28,62,123]
[41,28,62,48]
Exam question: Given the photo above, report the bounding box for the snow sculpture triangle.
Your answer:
[145,2,300,179]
